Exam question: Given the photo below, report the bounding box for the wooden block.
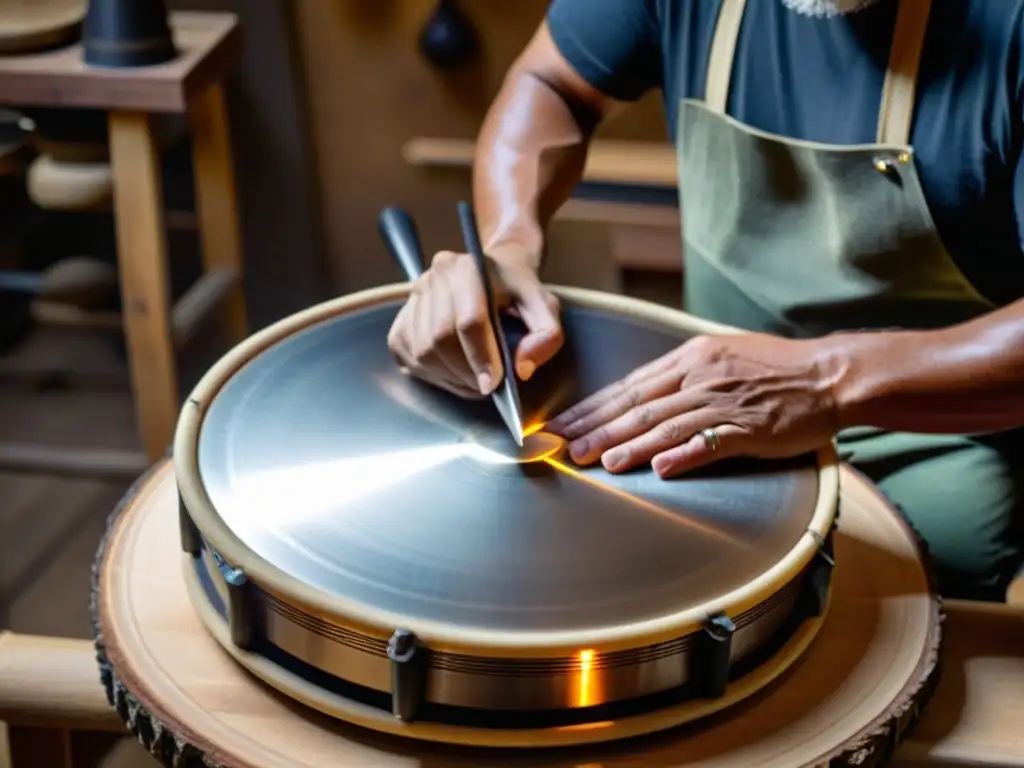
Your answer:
[893,600,1024,766]
[0,0,84,56]
[0,632,122,732]
[0,12,240,113]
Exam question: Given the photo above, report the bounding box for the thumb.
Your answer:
[511,284,563,381]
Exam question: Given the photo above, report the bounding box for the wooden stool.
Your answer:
[0,12,248,470]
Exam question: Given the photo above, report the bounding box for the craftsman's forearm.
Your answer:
[825,299,1024,434]
[473,70,599,272]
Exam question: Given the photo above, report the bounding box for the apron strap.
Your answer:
[705,0,747,114]
[876,0,932,145]
[705,0,933,146]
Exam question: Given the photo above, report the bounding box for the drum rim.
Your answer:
[181,551,830,748]
[174,282,840,656]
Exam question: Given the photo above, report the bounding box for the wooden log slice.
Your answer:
[0,0,85,55]
[92,459,942,768]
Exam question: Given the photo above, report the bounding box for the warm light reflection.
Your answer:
[543,458,746,547]
[523,422,546,437]
[577,648,596,707]
[227,438,578,528]
[227,444,470,526]
[554,721,614,733]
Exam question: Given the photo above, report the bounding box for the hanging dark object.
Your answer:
[82,0,177,68]
[418,0,478,70]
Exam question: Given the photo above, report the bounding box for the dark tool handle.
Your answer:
[379,206,426,281]
[456,200,529,343]
[456,200,496,308]
[457,197,525,368]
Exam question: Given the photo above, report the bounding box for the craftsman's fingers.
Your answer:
[589,412,745,475]
[387,280,485,399]
[432,266,491,385]
[441,252,503,395]
[505,277,564,381]
[421,278,479,385]
[650,424,748,478]
[548,357,683,439]
[561,375,687,457]
[386,248,560,398]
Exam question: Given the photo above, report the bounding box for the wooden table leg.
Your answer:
[108,111,179,463]
[7,725,72,767]
[5,728,121,768]
[189,82,249,344]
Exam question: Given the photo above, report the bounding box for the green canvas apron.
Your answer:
[677,0,1023,600]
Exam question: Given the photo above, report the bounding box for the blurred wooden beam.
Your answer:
[403,136,678,188]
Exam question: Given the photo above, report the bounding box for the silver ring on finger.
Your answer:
[700,427,720,453]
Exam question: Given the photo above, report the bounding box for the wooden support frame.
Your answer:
[0,13,249,472]
[188,83,248,346]
[108,109,180,463]
[105,81,248,463]
[4,599,1024,766]
[0,632,125,768]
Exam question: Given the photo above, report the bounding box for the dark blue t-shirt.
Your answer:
[546,0,1024,306]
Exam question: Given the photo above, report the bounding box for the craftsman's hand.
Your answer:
[546,333,841,477]
[387,251,563,399]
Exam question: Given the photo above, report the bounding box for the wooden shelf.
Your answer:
[403,137,684,273]
[403,136,678,188]
[554,199,682,273]
[0,12,240,113]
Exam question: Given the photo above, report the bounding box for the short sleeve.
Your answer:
[546,0,662,102]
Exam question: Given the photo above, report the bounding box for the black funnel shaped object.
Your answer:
[82,0,177,68]
[418,0,478,70]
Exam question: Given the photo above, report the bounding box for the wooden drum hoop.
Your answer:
[166,283,842,748]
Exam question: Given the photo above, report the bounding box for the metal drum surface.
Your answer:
[175,284,838,745]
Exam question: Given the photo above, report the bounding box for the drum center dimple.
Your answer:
[464,429,566,465]
[517,431,566,463]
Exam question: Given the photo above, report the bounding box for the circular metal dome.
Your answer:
[196,301,821,637]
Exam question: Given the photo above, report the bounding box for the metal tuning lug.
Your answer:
[803,529,836,618]
[214,555,257,650]
[694,611,735,699]
[387,629,428,722]
[178,492,201,556]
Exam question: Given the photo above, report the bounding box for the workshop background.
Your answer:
[0,1,676,765]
